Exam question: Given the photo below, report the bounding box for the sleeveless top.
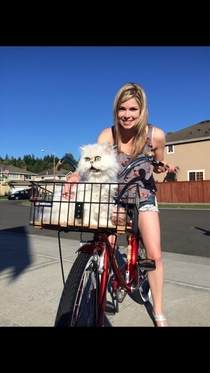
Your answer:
[112,124,157,203]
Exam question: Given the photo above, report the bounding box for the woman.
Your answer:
[64,82,174,326]
[97,82,174,327]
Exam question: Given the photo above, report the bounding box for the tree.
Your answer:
[0,152,78,173]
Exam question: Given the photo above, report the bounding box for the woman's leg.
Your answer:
[139,210,168,326]
[108,234,118,249]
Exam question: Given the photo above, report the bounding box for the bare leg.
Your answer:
[108,234,118,249]
[139,210,169,326]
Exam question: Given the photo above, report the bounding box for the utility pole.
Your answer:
[41,150,56,181]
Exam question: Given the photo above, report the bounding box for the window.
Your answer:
[10,173,19,179]
[167,145,174,154]
[188,170,204,181]
[25,175,32,180]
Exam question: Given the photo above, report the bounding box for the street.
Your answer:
[0,200,209,257]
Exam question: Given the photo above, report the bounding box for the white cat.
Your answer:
[75,143,120,226]
[45,143,120,227]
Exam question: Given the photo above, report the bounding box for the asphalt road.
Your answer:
[0,199,209,258]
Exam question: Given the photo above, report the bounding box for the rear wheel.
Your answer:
[139,272,151,302]
[54,252,100,326]
[133,240,151,304]
[133,271,151,304]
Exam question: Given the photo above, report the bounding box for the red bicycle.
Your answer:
[30,152,166,326]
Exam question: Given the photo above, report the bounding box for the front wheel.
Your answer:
[54,252,100,326]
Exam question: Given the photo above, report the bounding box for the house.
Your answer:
[31,168,72,197]
[154,120,210,182]
[0,165,37,196]
[0,165,71,196]
[35,168,71,182]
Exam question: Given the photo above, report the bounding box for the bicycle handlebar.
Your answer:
[56,156,77,172]
[56,151,169,179]
[117,152,169,179]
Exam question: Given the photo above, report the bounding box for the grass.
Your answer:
[158,203,210,209]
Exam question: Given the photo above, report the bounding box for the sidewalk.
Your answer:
[0,231,209,327]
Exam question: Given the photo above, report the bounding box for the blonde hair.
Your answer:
[113,82,148,160]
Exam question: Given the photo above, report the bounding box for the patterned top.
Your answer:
[112,124,157,203]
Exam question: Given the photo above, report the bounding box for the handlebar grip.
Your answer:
[154,160,169,171]
[157,160,166,167]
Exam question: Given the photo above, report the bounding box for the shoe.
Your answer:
[153,313,168,327]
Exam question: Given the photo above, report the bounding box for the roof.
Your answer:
[166,120,210,144]
[0,164,37,175]
[3,181,33,187]
[37,168,69,176]
[0,165,69,176]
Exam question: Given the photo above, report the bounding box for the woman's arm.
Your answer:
[97,127,113,144]
[153,127,175,173]
[62,171,81,199]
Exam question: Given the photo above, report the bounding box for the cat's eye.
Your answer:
[84,156,101,162]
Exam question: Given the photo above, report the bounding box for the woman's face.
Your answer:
[117,98,140,129]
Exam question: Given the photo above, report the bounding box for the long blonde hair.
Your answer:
[113,82,148,160]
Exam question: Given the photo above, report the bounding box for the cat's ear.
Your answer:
[104,143,114,154]
[79,146,85,155]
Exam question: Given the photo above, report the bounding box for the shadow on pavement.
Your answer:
[194,226,210,236]
[0,227,32,281]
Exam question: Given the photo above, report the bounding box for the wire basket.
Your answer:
[29,181,140,234]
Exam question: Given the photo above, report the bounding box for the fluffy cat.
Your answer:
[75,143,120,226]
[44,143,120,227]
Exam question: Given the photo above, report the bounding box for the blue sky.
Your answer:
[0,46,209,161]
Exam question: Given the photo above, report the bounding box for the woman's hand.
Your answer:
[111,206,126,226]
[62,171,80,199]
[153,161,175,174]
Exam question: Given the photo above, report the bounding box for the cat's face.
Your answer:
[77,143,120,181]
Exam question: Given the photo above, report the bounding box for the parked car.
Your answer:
[8,189,31,200]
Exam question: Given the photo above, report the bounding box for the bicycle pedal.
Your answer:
[116,288,127,303]
[138,259,156,271]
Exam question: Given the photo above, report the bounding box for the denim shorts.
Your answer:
[139,193,159,212]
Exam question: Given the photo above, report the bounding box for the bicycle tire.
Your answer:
[54,252,100,327]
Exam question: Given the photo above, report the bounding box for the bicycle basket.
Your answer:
[29,181,139,234]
